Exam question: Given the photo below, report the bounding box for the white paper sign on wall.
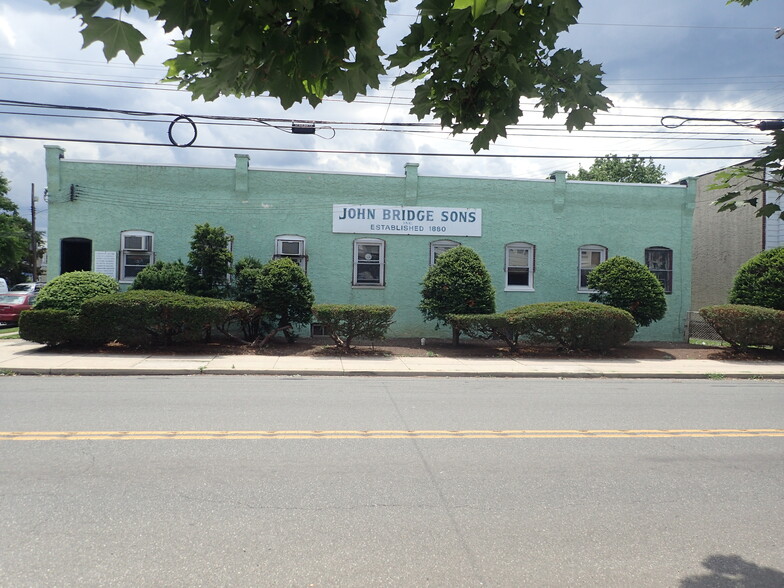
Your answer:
[94,251,117,279]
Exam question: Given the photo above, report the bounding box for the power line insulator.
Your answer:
[758,120,784,131]
[292,122,316,135]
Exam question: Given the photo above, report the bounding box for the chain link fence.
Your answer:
[687,311,722,342]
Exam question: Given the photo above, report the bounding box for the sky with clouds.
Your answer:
[0,0,782,232]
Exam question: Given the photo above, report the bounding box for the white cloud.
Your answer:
[0,13,16,48]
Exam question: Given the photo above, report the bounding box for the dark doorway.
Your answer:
[60,238,92,274]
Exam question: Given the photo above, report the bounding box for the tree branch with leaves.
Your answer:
[44,0,610,152]
[709,0,784,220]
[710,129,784,220]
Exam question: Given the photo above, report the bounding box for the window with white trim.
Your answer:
[120,230,154,281]
[578,245,607,291]
[505,242,535,290]
[353,238,385,286]
[430,239,460,265]
[645,246,673,294]
[274,235,307,271]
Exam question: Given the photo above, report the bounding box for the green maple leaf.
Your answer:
[80,16,146,63]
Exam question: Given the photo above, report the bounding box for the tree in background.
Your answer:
[729,247,784,310]
[185,223,233,298]
[420,246,495,345]
[586,256,667,328]
[0,171,45,283]
[568,154,667,184]
[44,0,610,152]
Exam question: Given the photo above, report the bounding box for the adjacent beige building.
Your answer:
[691,162,783,311]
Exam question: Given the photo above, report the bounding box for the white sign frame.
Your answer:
[333,205,482,236]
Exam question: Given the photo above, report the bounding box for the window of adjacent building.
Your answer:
[646,246,673,294]
[430,239,460,265]
[578,245,607,291]
[505,242,535,291]
[274,235,307,271]
[353,238,385,286]
[120,230,154,282]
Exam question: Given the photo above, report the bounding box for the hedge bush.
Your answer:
[34,271,119,314]
[729,247,784,310]
[312,304,396,349]
[504,301,636,352]
[18,309,83,346]
[447,313,528,351]
[699,304,784,350]
[80,290,254,346]
[131,260,187,292]
[586,256,666,327]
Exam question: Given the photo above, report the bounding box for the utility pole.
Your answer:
[31,183,37,282]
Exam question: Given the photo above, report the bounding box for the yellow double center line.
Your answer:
[1,429,783,440]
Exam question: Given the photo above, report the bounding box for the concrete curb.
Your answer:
[3,367,784,379]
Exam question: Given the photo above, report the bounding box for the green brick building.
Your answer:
[44,145,696,341]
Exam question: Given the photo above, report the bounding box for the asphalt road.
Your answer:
[1,376,783,587]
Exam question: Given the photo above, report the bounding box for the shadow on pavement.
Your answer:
[680,554,784,587]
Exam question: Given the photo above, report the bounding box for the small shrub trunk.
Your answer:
[451,325,460,346]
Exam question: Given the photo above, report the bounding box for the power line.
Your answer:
[5,68,784,89]
[0,134,760,160]
[5,52,783,84]
[0,109,766,142]
[3,70,782,100]
[576,22,772,31]
[2,98,780,128]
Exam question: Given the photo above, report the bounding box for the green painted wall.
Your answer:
[45,146,695,341]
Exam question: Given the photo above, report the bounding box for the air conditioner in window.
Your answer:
[124,235,152,251]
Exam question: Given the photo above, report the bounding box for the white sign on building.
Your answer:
[333,204,482,236]
[94,251,118,279]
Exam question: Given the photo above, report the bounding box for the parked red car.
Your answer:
[0,293,36,326]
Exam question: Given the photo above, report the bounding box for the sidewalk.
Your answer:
[1,339,783,379]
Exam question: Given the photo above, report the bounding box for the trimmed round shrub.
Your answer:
[586,256,666,328]
[131,260,187,292]
[504,301,636,352]
[700,304,784,350]
[420,246,495,344]
[236,258,314,327]
[729,247,784,310]
[34,271,119,314]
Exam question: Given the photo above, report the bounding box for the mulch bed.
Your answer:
[45,336,784,362]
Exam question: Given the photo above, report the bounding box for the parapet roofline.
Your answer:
[58,156,400,180]
[569,179,689,190]
[692,159,755,179]
[54,155,691,187]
